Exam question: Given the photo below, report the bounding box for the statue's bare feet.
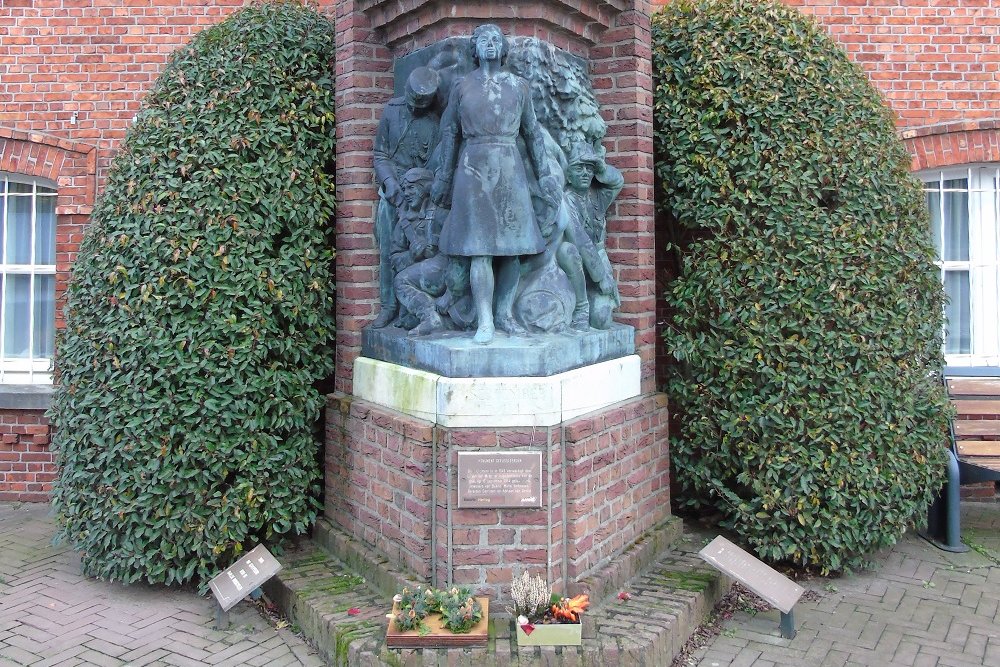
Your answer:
[495,316,527,336]
[473,323,495,344]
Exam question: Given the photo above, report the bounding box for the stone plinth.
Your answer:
[362,324,635,378]
[325,391,670,598]
[353,354,640,427]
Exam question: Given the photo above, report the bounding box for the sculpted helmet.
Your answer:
[405,66,439,110]
[568,142,601,168]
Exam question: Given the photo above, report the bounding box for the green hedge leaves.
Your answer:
[50,1,337,586]
[653,0,950,572]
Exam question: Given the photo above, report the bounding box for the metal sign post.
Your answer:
[698,536,805,640]
[208,545,282,629]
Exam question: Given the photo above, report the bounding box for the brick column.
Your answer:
[329,2,668,597]
[333,1,394,394]
[590,3,656,393]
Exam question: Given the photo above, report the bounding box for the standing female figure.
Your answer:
[432,24,560,344]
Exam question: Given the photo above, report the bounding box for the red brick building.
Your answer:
[2,0,998,500]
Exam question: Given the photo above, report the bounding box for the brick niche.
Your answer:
[333,0,657,394]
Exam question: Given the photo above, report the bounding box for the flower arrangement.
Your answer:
[508,572,590,645]
[392,585,484,635]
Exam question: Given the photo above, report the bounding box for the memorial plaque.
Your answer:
[208,544,282,612]
[457,451,543,508]
[698,536,804,614]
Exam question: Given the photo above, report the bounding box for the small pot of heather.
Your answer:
[508,571,590,646]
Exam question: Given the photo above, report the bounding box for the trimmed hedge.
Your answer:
[50,1,337,585]
[653,0,951,572]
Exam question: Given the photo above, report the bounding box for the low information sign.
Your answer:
[208,544,282,612]
[457,451,543,509]
[698,536,804,614]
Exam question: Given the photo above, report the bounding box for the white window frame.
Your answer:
[920,164,1000,368]
[0,172,57,385]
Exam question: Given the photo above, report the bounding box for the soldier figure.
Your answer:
[562,142,623,329]
[389,169,452,336]
[371,67,441,329]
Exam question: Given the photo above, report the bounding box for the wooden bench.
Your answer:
[948,377,1000,484]
[924,377,1000,551]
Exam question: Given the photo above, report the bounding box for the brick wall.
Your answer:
[0,411,54,502]
[650,1,1000,163]
[563,394,670,580]
[325,393,671,598]
[5,0,998,500]
[1,1,340,500]
[782,0,1000,131]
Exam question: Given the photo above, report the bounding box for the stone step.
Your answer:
[263,518,731,666]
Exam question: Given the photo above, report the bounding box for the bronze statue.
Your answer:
[431,24,561,344]
[389,169,451,336]
[372,67,441,329]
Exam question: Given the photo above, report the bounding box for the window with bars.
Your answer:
[921,165,1000,366]
[0,173,56,384]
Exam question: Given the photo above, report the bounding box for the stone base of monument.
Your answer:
[352,355,641,427]
[323,384,672,599]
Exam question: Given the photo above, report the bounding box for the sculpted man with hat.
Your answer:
[371,67,441,329]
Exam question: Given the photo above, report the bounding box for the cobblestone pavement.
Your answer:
[689,502,1000,667]
[0,503,325,667]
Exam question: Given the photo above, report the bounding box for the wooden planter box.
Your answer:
[515,620,582,646]
[386,597,489,648]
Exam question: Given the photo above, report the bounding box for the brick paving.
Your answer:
[0,503,324,667]
[687,502,1000,667]
[5,500,1000,666]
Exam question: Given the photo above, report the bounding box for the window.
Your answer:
[0,173,56,384]
[921,165,1000,367]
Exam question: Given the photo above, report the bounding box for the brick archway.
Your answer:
[903,119,1000,172]
[0,127,98,329]
[0,127,98,215]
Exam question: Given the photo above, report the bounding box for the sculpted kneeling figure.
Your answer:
[389,168,453,336]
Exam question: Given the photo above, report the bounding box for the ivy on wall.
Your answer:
[50,1,337,585]
[653,0,951,572]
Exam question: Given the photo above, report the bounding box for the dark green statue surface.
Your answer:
[364,24,634,377]
[371,67,441,329]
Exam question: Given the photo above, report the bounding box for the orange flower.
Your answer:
[551,594,590,623]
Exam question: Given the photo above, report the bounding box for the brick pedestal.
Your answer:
[325,392,670,597]
[328,0,664,597]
